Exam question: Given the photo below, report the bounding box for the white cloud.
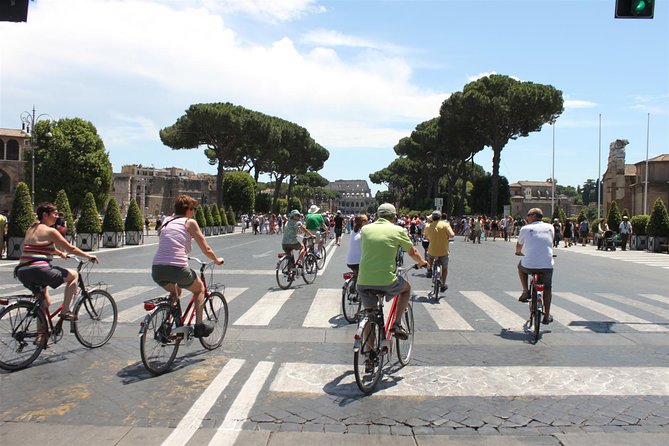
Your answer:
[564,99,597,109]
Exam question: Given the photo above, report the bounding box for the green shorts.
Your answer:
[152,264,197,288]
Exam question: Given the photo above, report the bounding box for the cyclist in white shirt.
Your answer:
[515,208,555,324]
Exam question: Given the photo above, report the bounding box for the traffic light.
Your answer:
[0,0,29,23]
[615,0,655,19]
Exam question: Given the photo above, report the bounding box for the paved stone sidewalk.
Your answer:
[1,422,668,445]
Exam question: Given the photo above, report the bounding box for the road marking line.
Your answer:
[233,289,294,325]
[640,294,669,305]
[208,361,274,445]
[503,292,589,332]
[317,238,338,275]
[161,358,245,446]
[597,293,669,321]
[110,286,157,304]
[220,287,247,303]
[555,292,669,332]
[270,362,669,397]
[460,291,525,330]
[303,288,341,328]
[415,295,474,331]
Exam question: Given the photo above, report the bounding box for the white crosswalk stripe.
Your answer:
[22,280,668,337]
[233,289,294,326]
[554,292,669,332]
[564,245,669,269]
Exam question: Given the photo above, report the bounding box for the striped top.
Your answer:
[152,217,191,267]
[18,242,56,270]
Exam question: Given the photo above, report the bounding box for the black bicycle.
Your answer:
[341,270,361,323]
[0,256,117,371]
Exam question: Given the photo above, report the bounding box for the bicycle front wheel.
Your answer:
[342,281,361,324]
[0,301,46,371]
[396,304,415,365]
[302,253,318,284]
[140,304,180,375]
[199,291,229,350]
[354,318,384,394]
[276,257,294,290]
[74,290,118,348]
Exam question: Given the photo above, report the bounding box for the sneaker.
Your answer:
[425,270,432,279]
[440,284,448,292]
[59,311,78,321]
[518,291,530,303]
[364,359,374,373]
[542,315,554,325]
[194,323,214,338]
[391,324,409,340]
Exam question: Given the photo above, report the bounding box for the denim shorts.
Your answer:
[357,276,406,308]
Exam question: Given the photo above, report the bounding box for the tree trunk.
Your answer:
[272,174,285,212]
[286,175,295,210]
[216,160,224,208]
[490,147,501,217]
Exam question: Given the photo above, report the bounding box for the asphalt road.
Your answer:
[1,229,668,445]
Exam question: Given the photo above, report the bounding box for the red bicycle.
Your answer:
[0,256,117,371]
[353,264,417,394]
[139,257,228,375]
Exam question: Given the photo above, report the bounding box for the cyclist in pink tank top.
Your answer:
[151,195,224,338]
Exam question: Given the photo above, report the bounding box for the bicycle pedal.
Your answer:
[172,326,192,335]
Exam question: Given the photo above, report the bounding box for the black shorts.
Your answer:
[17,265,68,290]
[517,262,553,289]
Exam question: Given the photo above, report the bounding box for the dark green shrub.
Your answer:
[289,197,301,213]
[607,201,622,234]
[195,206,206,228]
[76,192,102,233]
[219,207,229,226]
[102,197,124,232]
[211,204,222,226]
[226,206,236,226]
[647,198,669,237]
[221,171,256,213]
[203,205,214,227]
[631,215,650,236]
[54,189,75,235]
[8,182,34,237]
[124,198,144,231]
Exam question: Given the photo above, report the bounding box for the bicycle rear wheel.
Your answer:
[396,304,414,365]
[276,256,294,290]
[342,280,361,323]
[199,291,228,350]
[74,289,118,348]
[530,289,541,343]
[354,318,384,394]
[140,304,180,375]
[432,265,440,299]
[316,245,326,270]
[302,253,318,284]
[0,301,46,371]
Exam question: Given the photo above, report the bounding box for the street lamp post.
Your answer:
[20,105,53,207]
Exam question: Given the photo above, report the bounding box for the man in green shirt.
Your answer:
[357,203,427,339]
[305,204,328,254]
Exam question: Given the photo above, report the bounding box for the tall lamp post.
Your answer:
[20,106,53,207]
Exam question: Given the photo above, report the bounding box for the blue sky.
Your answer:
[1,0,667,195]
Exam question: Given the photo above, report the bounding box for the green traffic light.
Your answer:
[633,1,646,14]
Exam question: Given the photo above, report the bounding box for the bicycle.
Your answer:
[353,264,418,394]
[396,246,404,267]
[0,255,117,371]
[305,232,327,270]
[341,270,361,323]
[275,239,318,290]
[429,258,443,301]
[139,257,228,375]
[527,273,545,343]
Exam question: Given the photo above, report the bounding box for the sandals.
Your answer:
[59,311,78,321]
